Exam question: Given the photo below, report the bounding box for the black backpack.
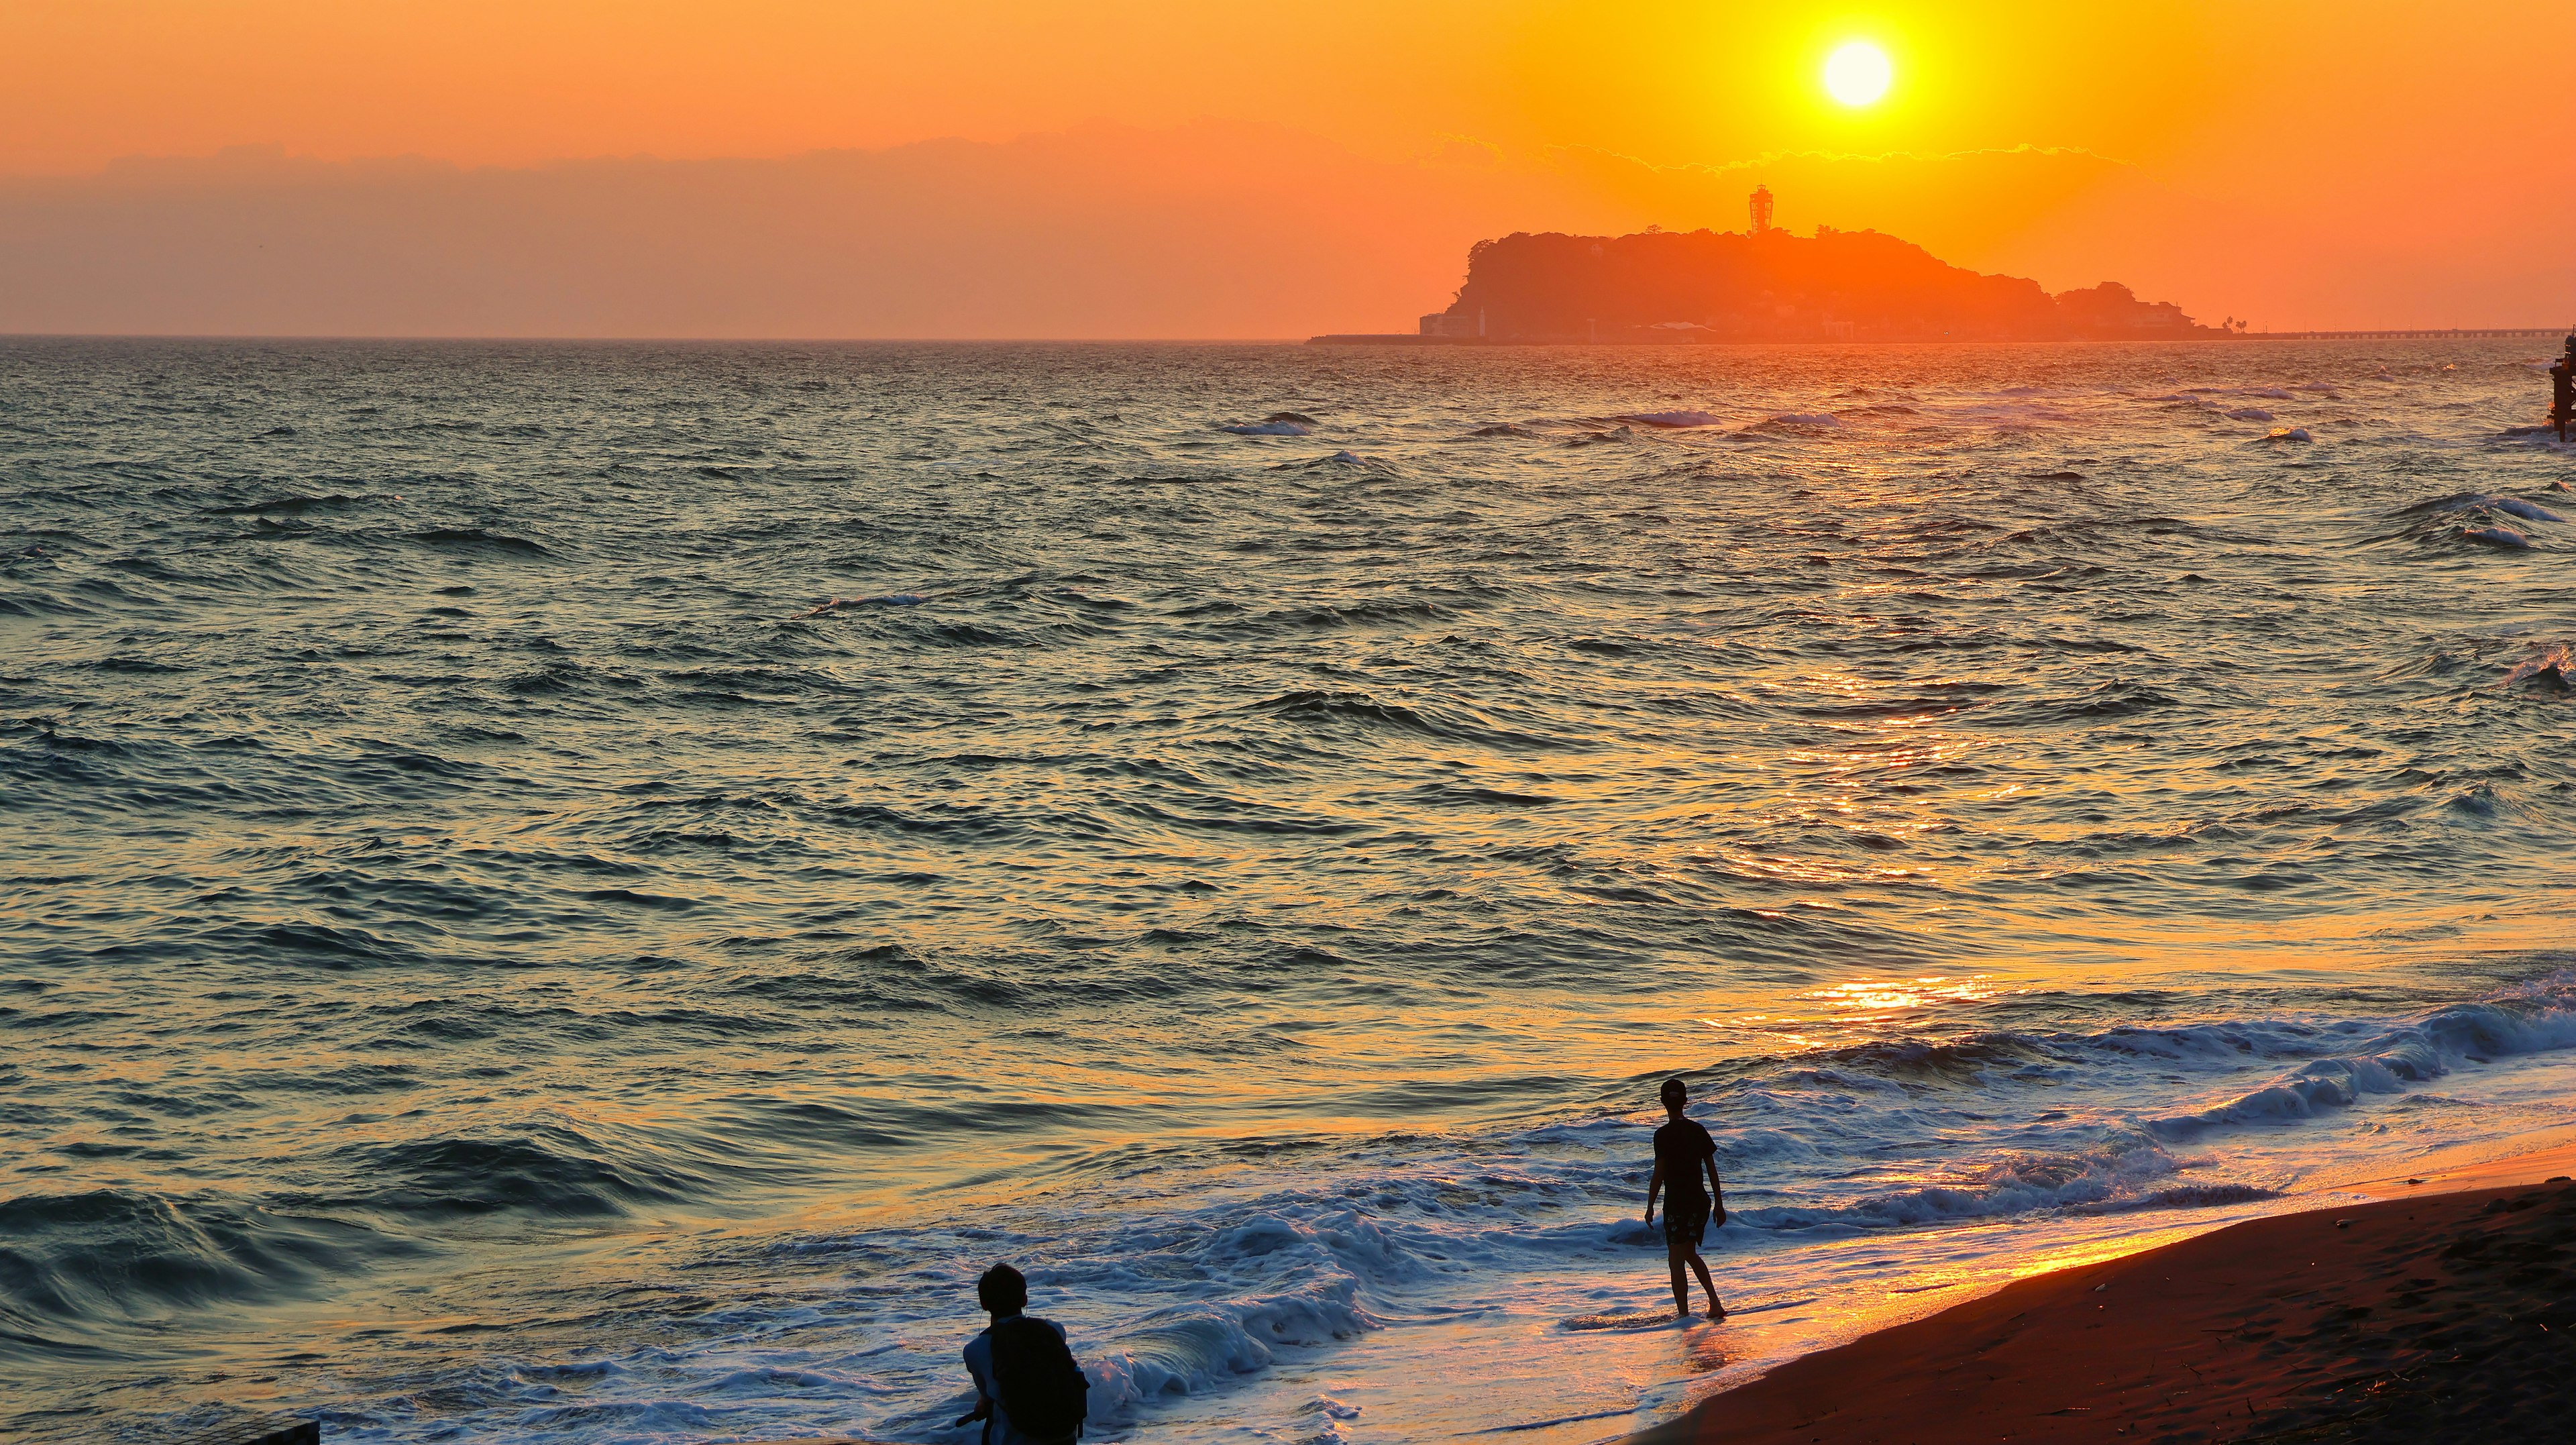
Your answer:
[990,1316,1087,1444]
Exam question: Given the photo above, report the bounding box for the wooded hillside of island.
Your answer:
[1427,227,2222,342]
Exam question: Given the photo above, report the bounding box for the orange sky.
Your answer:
[1,1,2569,333]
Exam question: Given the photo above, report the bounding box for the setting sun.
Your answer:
[1823,40,1894,107]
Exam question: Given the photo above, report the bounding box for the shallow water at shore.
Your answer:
[1,337,2571,1444]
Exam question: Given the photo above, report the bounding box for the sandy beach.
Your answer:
[1627,1140,2576,1444]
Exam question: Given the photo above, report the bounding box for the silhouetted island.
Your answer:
[1318,222,2228,345]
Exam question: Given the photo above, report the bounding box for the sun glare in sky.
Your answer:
[1823,41,1894,107]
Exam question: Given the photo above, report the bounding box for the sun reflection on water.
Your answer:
[1707,974,2006,1051]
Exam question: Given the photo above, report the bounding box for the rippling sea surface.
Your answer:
[3,338,2572,1445]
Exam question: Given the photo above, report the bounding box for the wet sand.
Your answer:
[1629,1141,2576,1444]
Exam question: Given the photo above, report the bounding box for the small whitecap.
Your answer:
[1744,413,1843,433]
[2459,526,2530,548]
[802,592,930,617]
[2503,644,2571,686]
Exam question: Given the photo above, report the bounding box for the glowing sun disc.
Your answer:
[1824,41,1892,107]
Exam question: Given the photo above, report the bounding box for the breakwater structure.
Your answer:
[1309,323,2576,345]
[2247,327,2568,339]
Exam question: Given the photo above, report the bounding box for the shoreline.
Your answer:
[735,1136,2576,1445]
[1625,1135,2576,1444]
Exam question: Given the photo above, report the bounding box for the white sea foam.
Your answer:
[2415,492,2565,523]
[1088,1278,1381,1422]
[2150,998,2576,1140]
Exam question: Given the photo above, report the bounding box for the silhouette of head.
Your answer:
[977,1263,1028,1316]
[1660,1077,1688,1113]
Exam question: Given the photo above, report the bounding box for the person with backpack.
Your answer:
[955,1264,1089,1445]
[1642,1076,1727,1320]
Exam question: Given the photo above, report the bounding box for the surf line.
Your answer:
[1466,1405,1643,1435]
[1562,1296,1817,1331]
[1709,1295,1819,1315]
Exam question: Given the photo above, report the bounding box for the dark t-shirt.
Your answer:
[965,1314,1071,1445]
[1655,1118,1717,1202]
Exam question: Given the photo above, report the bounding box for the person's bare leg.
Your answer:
[1666,1244,1690,1318]
[1686,1250,1723,1318]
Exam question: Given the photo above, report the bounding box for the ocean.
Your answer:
[2,337,2571,1445]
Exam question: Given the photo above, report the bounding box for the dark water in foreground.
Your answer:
[2,339,2571,1445]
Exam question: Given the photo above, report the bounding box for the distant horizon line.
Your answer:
[4,330,2567,345]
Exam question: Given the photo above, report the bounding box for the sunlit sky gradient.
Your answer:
[1,1,2569,335]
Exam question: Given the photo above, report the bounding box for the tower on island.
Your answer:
[1749,185,1775,233]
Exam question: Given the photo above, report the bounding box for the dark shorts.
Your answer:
[1662,1193,1711,1248]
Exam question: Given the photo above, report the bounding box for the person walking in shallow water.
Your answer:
[1643,1076,1727,1320]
